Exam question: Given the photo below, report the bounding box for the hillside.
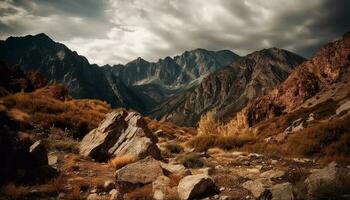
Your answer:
[152,48,305,126]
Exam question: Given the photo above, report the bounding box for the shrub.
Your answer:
[44,139,80,153]
[108,155,136,170]
[68,185,81,200]
[178,153,204,168]
[45,174,66,195]
[0,183,29,199]
[165,143,184,154]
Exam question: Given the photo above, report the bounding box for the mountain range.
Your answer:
[0,33,240,113]
[151,48,305,126]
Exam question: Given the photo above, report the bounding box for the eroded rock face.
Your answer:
[152,48,305,126]
[115,157,164,193]
[237,32,350,128]
[177,174,216,200]
[80,110,161,161]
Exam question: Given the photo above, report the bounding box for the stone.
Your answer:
[160,162,186,174]
[270,182,294,200]
[242,180,265,198]
[87,193,99,200]
[80,110,161,162]
[109,189,120,200]
[336,100,350,115]
[29,140,48,166]
[177,174,216,200]
[103,180,115,192]
[48,154,58,166]
[271,160,278,165]
[153,176,177,200]
[260,170,285,179]
[115,157,164,193]
[304,161,348,198]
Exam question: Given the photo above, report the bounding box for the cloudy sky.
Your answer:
[0,0,349,65]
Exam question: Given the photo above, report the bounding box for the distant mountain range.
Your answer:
[0,33,239,112]
[0,33,310,126]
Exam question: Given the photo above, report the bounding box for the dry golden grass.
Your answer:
[68,185,81,200]
[63,156,82,172]
[146,117,197,137]
[108,155,137,170]
[1,88,111,139]
[0,183,30,199]
[45,174,66,194]
[197,112,219,136]
[188,134,255,152]
[8,108,30,122]
[44,138,80,153]
[287,115,350,157]
[17,131,35,143]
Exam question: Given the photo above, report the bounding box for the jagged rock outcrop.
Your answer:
[152,48,305,126]
[79,110,161,161]
[240,32,350,127]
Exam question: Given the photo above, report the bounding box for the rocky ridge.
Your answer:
[152,48,305,126]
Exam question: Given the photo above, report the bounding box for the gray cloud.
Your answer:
[0,0,349,65]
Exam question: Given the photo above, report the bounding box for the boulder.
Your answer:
[242,180,265,198]
[29,140,48,167]
[260,182,294,200]
[304,161,349,198]
[109,189,120,200]
[115,157,164,193]
[160,162,186,174]
[177,174,216,200]
[80,110,161,161]
[153,176,178,200]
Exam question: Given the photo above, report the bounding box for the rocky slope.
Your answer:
[235,32,350,128]
[152,48,305,126]
[0,33,144,110]
[104,49,240,110]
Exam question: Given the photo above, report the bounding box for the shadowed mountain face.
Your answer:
[151,48,306,126]
[0,33,145,110]
[0,34,239,112]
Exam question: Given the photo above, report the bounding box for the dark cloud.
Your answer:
[0,0,349,64]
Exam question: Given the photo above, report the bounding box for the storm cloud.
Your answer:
[0,0,349,65]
